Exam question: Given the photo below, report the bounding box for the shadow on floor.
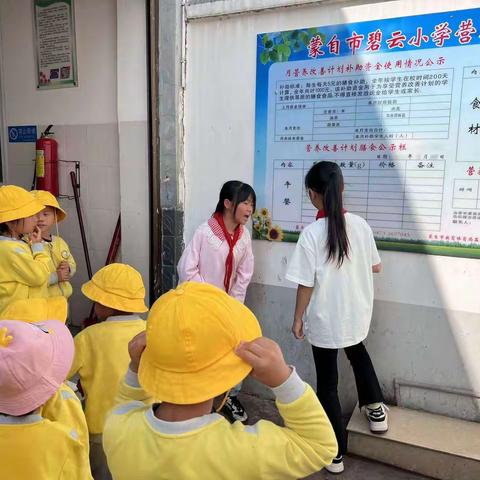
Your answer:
[238,392,434,480]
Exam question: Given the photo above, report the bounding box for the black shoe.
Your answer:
[221,396,248,422]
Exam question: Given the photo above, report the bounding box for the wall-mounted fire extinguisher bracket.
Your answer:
[58,160,81,199]
[31,159,81,199]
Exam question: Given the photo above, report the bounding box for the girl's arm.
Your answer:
[292,285,313,339]
[7,243,51,287]
[230,233,254,303]
[55,238,76,283]
[177,229,206,283]
[60,237,77,277]
[285,233,316,340]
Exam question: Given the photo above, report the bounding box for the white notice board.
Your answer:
[253,8,480,258]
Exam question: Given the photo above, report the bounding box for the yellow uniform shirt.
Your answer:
[44,235,76,299]
[0,412,90,479]
[68,315,146,434]
[41,383,93,479]
[0,237,50,313]
[104,369,338,480]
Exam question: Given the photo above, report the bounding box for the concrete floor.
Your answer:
[238,393,434,480]
[304,455,435,480]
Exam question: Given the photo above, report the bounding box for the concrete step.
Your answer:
[347,404,480,480]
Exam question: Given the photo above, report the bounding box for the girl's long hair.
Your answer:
[214,181,256,215]
[305,161,349,266]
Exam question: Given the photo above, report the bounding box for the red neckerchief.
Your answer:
[210,212,242,292]
[316,209,347,219]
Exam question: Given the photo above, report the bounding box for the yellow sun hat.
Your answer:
[0,185,45,223]
[0,297,68,324]
[138,281,262,404]
[31,189,67,222]
[82,263,148,313]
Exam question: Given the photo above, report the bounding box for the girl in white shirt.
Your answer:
[286,161,386,474]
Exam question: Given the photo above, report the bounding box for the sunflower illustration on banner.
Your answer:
[252,208,285,242]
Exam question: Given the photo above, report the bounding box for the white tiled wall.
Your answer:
[0,0,150,323]
[6,122,121,325]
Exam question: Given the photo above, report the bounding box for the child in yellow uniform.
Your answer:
[103,282,338,480]
[0,313,89,479]
[0,296,92,479]
[32,189,76,299]
[0,185,51,312]
[68,263,148,480]
[0,296,68,323]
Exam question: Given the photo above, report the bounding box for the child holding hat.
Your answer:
[103,282,337,480]
[0,315,90,479]
[68,263,148,480]
[32,190,76,299]
[178,180,256,422]
[0,185,51,312]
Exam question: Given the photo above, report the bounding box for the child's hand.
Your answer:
[128,331,146,373]
[235,337,292,388]
[59,260,70,271]
[57,268,70,282]
[292,318,305,340]
[58,261,70,281]
[30,226,43,244]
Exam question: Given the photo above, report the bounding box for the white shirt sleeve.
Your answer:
[368,225,381,265]
[285,233,316,287]
[177,228,206,283]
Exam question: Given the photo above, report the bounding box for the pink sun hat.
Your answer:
[0,320,74,416]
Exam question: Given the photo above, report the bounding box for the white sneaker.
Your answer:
[365,403,389,433]
[325,455,344,474]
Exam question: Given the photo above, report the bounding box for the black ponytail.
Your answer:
[214,181,256,215]
[305,161,349,267]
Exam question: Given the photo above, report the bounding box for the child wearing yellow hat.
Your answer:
[31,190,76,299]
[0,185,51,313]
[0,308,90,479]
[0,296,93,479]
[103,282,337,480]
[68,263,148,480]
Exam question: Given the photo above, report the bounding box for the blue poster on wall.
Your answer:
[8,125,37,143]
[253,8,480,258]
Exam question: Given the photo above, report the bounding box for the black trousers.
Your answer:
[311,342,383,456]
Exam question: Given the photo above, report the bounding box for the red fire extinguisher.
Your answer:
[36,125,59,196]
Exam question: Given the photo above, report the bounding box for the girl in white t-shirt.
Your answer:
[286,161,386,474]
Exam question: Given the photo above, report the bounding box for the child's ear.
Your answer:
[223,199,233,210]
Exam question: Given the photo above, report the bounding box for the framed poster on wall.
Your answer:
[253,8,480,258]
[33,0,78,89]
